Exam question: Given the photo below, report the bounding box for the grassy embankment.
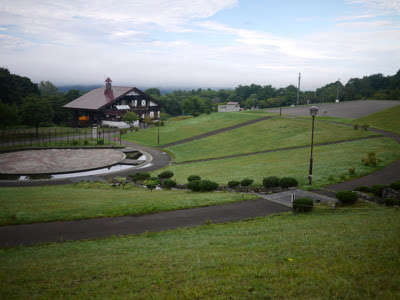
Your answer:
[1,204,399,298]
[159,138,400,189]
[166,117,379,163]
[0,183,257,226]
[352,104,400,134]
[122,111,269,147]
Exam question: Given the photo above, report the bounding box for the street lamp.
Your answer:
[308,106,318,185]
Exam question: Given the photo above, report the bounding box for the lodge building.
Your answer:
[63,78,162,128]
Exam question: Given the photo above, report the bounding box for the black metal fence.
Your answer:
[1,127,122,152]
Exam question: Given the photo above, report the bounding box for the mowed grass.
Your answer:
[0,184,257,226]
[353,104,400,134]
[1,205,399,298]
[167,117,379,162]
[157,137,400,189]
[122,112,268,147]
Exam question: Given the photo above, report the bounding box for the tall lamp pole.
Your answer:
[336,78,340,101]
[297,72,301,106]
[308,106,318,185]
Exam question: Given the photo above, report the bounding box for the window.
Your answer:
[141,100,146,106]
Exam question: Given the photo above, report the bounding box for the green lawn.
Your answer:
[0,184,257,226]
[353,104,400,134]
[156,137,400,189]
[1,205,399,298]
[122,112,269,147]
[167,117,379,162]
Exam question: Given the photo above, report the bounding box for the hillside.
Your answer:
[353,104,400,134]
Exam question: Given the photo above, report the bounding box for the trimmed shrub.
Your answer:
[354,186,371,193]
[389,181,400,191]
[84,139,90,145]
[336,191,358,205]
[97,139,104,145]
[129,172,151,182]
[228,180,240,188]
[293,198,314,213]
[354,124,358,130]
[187,175,201,182]
[146,183,156,191]
[240,178,254,187]
[199,180,219,191]
[187,180,219,192]
[370,184,389,197]
[384,198,400,206]
[72,139,80,146]
[158,171,174,179]
[162,179,176,189]
[187,180,201,192]
[279,177,298,189]
[361,124,370,130]
[263,176,280,188]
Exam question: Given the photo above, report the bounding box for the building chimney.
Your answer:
[105,77,112,91]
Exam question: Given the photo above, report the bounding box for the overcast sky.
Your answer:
[1,0,399,90]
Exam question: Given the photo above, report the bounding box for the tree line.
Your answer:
[1,67,400,129]
[146,69,400,116]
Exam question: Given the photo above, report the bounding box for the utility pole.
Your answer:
[297,73,301,106]
[336,78,340,101]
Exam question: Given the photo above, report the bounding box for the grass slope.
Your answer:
[0,184,257,226]
[122,112,268,147]
[1,205,399,298]
[167,117,378,162]
[353,104,400,134]
[157,137,400,189]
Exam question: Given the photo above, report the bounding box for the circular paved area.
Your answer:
[0,149,125,175]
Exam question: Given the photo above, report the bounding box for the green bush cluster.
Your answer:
[227,180,240,188]
[187,180,219,192]
[158,171,174,179]
[336,191,358,205]
[293,198,314,213]
[262,176,280,188]
[370,184,389,197]
[187,175,201,182]
[279,177,298,189]
[129,172,151,182]
[162,179,176,189]
[240,178,253,187]
[354,186,371,193]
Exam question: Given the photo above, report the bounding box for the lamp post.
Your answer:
[157,116,160,145]
[308,106,318,185]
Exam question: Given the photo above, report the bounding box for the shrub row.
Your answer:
[187,180,219,192]
[293,198,314,213]
[263,176,298,189]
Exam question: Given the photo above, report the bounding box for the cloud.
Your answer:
[347,0,400,15]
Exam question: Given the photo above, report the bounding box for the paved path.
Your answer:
[265,100,400,118]
[0,198,290,248]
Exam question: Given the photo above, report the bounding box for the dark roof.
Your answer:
[64,86,162,111]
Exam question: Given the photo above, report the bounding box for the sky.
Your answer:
[0,0,399,91]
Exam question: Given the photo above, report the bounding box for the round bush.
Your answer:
[162,179,176,189]
[187,180,201,192]
[389,181,400,191]
[279,177,298,189]
[129,172,151,182]
[146,183,156,191]
[293,198,314,213]
[199,180,219,191]
[187,175,201,182]
[370,184,389,197]
[263,176,280,188]
[240,178,254,187]
[228,180,240,188]
[336,191,358,205]
[158,171,174,179]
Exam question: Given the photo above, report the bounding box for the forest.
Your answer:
[1,67,400,129]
